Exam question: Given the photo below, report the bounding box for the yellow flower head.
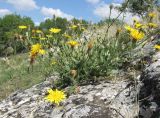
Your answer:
[51,60,57,65]
[18,25,27,29]
[36,30,43,33]
[40,37,47,40]
[36,30,42,34]
[148,12,156,18]
[124,25,134,32]
[154,45,160,50]
[135,22,144,29]
[30,43,42,56]
[30,43,46,56]
[130,29,145,41]
[39,49,46,55]
[70,25,77,29]
[148,23,158,28]
[45,89,66,105]
[49,28,61,33]
[66,40,79,48]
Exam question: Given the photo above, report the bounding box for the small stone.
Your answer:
[100,97,107,101]
[17,98,31,106]
[95,92,101,96]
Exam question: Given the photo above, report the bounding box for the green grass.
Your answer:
[0,53,51,100]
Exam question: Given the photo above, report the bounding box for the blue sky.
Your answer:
[0,0,124,25]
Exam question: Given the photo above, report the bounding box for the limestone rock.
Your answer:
[0,79,137,118]
[139,52,160,118]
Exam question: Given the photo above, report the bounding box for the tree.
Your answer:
[39,17,69,34]
[0,14,34,56]
[121,0,159,15]
[39,17,88,34]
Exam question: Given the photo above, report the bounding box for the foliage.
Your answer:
[8,7,157,91]
[42,11,158,89]
[98,18,122,26]
[0,14,34,56]
[39,17,68,34]
[52,31,132,88]
[121,0,159,15]
[39,17,88,35]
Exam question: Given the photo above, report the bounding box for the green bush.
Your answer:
[50,28,132,88]
[0,14,34,56]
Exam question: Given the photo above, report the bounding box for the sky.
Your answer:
[0,0,131,25]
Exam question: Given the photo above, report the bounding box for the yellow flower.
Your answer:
[154,45,160,50]
[66,40,79,48]
[39,49,46,55]
[142,25,148,29]
[148,12,156,18]
[45,89,66,105]
[29,43,46,64]
[40,37,47,40]
[49,28,61,33]
[18,25,27,29]
[51,60,57,65]
[70,25,77,29]
[148,23,158,28]
[135,23,144,29]
[124,25,134,32]
[125,25,145,40]
[130,29,145,41]
[36,30,42,33]
[63,34,72,39]
[30,43,42,56]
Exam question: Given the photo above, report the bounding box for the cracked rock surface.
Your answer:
[139,52,160,118]
[0,79,138,118]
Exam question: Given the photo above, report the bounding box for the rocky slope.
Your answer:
[0,78,138,118]
[133,36,160,118]
[139,50,160,117]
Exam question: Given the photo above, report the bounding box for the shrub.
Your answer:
[49,26,133,88]
[0,14,34,56]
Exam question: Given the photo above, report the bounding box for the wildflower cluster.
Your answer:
[16,10,159,106]
[19,25,27,29]
[16,22,87,105]
[124,12,159,44]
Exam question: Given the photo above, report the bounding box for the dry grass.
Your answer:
[0,53,50,100]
